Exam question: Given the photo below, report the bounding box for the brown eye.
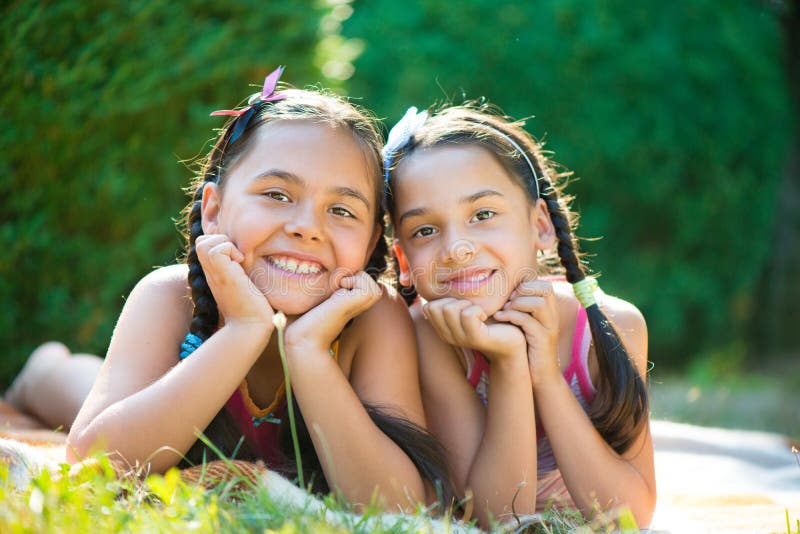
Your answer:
[471,209,496,222]
[264,191,291,202]
[331,206,356,218]
[412,226,436,238]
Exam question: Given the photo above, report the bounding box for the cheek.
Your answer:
[336,228,376,270]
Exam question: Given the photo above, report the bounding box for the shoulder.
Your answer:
[598,291,649,375]
[552,280,649,375]
[599,293,647,335]
[115,264,193,337]
[355,282,414,329]
[134,264,190,294]
[342,282,416,367]
[342,282,415,352]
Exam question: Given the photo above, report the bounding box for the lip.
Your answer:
[441,267,496,293]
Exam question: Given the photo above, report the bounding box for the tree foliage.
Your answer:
[343,0,792,366]
[0,0,349,384]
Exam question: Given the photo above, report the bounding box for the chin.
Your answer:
[264,292,328,317]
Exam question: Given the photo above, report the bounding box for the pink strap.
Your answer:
[564,306,596,403]
[467,348,490,388]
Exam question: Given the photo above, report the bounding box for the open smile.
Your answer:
[266,254,326,277]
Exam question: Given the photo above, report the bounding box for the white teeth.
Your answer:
[269,256,322,274]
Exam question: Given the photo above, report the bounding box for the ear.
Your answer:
[531,198,556,250]
[200,182,222,235]
[392,239,413,287]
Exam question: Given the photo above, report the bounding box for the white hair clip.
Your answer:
[383,107,428,182]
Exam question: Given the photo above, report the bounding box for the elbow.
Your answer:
[628,487,657,529]
[65,427,96,464]
[383,477,427,512]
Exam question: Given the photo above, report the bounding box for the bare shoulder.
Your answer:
[353,282,414,332]
[71,265,194,432]
[600,293,647,333]
[599,292,649,374]
[110,264,193,358]
[342,282,415,356]
[133,264,191,298]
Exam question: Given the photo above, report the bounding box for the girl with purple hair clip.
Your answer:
[5,68,455,511]
[383,103,655,528]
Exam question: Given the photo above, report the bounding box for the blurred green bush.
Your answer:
[0,1,793,388]
[0,0,353,384]
[343,0,792,367]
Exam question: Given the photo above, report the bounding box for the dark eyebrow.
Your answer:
[463,189,503,203]
[333,186,371,210]
[253,169,305,185]
[398,207,429,226]
[398,189,503,226]
[253,170,370,210]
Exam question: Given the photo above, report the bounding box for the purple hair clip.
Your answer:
[210,66,287,144]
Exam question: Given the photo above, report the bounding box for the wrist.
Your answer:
[222,319,274,344]
[487,349,529,374]
[530,360,563,387]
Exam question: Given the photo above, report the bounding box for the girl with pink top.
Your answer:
[383,104,655,527]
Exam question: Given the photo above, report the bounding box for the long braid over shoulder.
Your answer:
[385,103,648,454]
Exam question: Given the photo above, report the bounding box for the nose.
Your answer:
[284,201,324,242]
[439,230,475,265]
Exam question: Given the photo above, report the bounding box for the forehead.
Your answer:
[394,144,525,205]
[228,120,376,197]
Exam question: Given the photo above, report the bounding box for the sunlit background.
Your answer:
[1,0,797,436]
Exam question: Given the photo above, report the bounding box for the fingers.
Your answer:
[424,299,487,348]
[335,272,382,313]
[284,271,382,351]
[493,308,542,337]
[195,234,245,271]
[505,280,558,330]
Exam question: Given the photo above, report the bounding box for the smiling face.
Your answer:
[392,144,554,316]
[201,120,379,315]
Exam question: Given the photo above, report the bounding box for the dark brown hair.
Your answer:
[385,102,648,455]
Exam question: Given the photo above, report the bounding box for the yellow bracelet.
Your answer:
[573,277,599,308]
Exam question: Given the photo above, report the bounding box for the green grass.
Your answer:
[0,455,435,533]
[0,455,640,533]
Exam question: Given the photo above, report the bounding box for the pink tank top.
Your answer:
[463,305,596,475]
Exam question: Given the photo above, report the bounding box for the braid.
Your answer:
[365,214,390,281]
[181,166,256,466]
[186,170,218,341]
[539,177,648,454]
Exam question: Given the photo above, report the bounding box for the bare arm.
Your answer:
[283,279,427,510]
[533,296,656,526]
[417,299,539,526]
[67,264,273,471]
